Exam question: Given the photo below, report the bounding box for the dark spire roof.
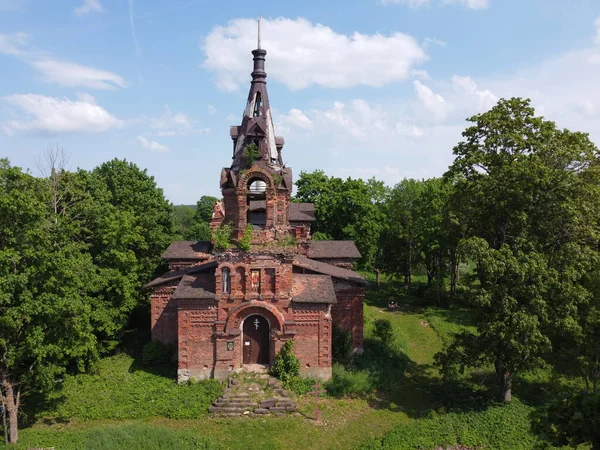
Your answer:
[229,43,285,171]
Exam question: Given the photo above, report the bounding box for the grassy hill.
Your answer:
[8,278,580,450]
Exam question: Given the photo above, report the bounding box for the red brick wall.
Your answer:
[331,281,365,352]
[150,283,178,345]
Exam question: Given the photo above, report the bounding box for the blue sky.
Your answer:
[1,0,600,204]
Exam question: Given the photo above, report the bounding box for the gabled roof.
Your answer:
[289,203,315,222]
[308,240,361,259]
[172,274,216,299]
[293,255,367,286]
[162,241,213,260]
[292,274,337,304]
[144,260,217,288]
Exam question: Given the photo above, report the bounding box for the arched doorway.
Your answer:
[242,315,270,365]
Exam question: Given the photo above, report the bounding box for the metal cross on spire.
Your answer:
[257,15,262,50]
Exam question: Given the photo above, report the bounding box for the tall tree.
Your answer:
[437,98,600,402]
[295,171,387,269]
[0,160,97,443]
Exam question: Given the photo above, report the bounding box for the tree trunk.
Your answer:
[2,400,7,445]
[1,377,19,443]
[375,269,381,288]
[495,362,513,403]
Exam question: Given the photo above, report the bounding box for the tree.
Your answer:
[379,179,423,285]
[0,160,97,443]
[81,159,175,350]
[437,98,600,402]
[194,196,219,224]
[295,171,387,269]
[533,391,600,449]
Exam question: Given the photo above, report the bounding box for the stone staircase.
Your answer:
[209,372,297,417]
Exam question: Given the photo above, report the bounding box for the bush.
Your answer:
[243,144,259,169]
[142,341,173,367]
[284,376,316,395]
[239,224,253,251]
[373,319,393,343]
[269,340,300,382]
[359,400,538,449]
[212,223,232,251]
[325,363,375,397]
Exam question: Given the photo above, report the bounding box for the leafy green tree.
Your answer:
[379,179,423,285]
[193,196,219,225]
[533,391,600,449]
[84,159,174,350]
[0,160,97,443]
[295,171,387,269]
[172,205,196,238]
[437,98,600,402]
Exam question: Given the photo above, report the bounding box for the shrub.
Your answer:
[269,340,300,382]
[243,144,259,169]
[212,223,232,251]
[325,363,375,397]
[142,341,173,367]
[284,376,316,395]
[239,224,253,251]
[373,319,393,343]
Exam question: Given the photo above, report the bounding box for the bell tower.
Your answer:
[218,25,293,244]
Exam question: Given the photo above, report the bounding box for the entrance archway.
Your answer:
[242,315,270,365]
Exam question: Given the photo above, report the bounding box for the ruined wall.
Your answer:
[150,282,178,346]
[331,280,365,352]
[292,303,332,380]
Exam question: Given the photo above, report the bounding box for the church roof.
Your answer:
[144,260,217,288]
[162,241,213,260]
[288,203,316,222]
[292,274,337,304]
[172,274,216,299]
[308,240,361,259]
[293,255,367,286]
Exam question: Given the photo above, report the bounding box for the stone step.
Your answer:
[209,406,252,414]
[253,408,270,414]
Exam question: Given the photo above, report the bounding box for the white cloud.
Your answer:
[2,93,123,135]
[414,80,448,119]
[149,105,209,136]
[208,104,217,115]
[0,33,126,90]
[278,108,313,132]
[442,0,490,9]
[30,59,126,89]
[424,37,447,48]
[202,17,427,91]
[451,75,498,110]
[0,32,29,56]
[137,136,169,153]
[74,0,105,17]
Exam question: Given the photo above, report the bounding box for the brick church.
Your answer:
[145,41,366,382]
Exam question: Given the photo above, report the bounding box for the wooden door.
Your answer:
[243,315,269,364]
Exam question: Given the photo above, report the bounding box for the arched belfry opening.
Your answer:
[253,92,262,117]
[247,177,267,229]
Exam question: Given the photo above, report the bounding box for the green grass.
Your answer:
[35,353,223,421]
[7,278,582,450]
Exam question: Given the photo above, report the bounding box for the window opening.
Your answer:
[222,268,231,294]
[253,92,262,117]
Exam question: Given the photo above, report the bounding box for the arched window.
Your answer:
[222,268,231,294]
[253,92,262,117]
[247,177,267,229]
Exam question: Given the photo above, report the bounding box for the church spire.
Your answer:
[229,18,284,171]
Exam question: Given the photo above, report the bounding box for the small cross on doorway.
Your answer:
[243,315,269,365]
